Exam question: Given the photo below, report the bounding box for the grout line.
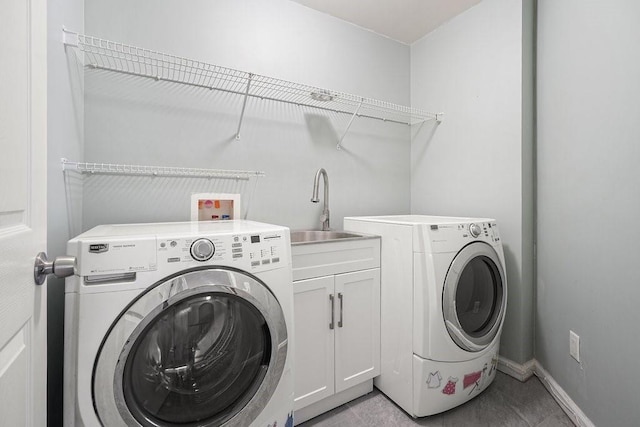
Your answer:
[506,402,536,427]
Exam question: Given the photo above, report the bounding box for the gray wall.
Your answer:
[47,0,83,425]
[80,0,412,232]
[47,3,412,424]
[409,0,535,364]
[55,1,640,425]
[537,1,640,426]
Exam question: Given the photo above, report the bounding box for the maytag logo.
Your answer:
[89,243,109,253]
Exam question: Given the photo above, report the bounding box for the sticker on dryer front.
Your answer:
[268,412,293,427]
[464,370,484,395]
[427,371,443,389]
[442,377,458,395]
[463,371,482,389]
[490,355,498,376]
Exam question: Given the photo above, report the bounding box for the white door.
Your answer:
[0,0,47,425]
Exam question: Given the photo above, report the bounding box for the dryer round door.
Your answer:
[442,242,506,352]
[93,267,288,427]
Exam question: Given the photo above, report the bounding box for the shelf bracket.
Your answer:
[62,27,79,47]
[337,98,363,150]
[235,73,253,140]
[61,158,76,171]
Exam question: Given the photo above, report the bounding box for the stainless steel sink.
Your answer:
[290,230,367,244]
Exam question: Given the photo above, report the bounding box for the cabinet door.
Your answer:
[293,275,335,410]
[334,268,381,393]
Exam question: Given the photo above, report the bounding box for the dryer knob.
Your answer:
[469,223,482,238]
[191,238,215,261]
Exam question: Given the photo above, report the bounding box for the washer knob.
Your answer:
[191,238,215,261]
[469,223,482,238]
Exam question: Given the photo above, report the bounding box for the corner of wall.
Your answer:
[498,356,596,427]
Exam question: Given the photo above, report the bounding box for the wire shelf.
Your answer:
[63,30,442,127]
[61,158,265,180]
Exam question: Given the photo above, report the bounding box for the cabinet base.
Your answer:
[293,380,373,426]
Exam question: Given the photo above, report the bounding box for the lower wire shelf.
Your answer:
[61,158,265,180]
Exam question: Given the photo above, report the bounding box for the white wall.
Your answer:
[410,0,534,364]
[537,2,640,426]
[79,0,412,232]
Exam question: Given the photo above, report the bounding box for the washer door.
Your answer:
[93,267,288,427]
[442,242,506,352]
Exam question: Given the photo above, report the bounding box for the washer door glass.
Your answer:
[93,268,288,427]
[124,292,270,425]
[443,242,506,352]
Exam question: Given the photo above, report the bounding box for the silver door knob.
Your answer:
[33,252,76,285]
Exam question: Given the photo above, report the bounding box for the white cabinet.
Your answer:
[334,269,381,392]
[293,269,380,412]
[291,236,381,424]
[293,275,335,408]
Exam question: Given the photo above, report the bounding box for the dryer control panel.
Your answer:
[424,221,501,254]
[456,221,500,243]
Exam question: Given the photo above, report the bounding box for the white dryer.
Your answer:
[64,220,294,427]
[344,215,507,416]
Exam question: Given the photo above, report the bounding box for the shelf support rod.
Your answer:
[337,98,363,150]
[235,73,253,140]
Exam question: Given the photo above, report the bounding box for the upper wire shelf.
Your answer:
[63,29,443,147]
[61,158,265,180]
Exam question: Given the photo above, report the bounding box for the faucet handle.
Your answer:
[320,212,330,231]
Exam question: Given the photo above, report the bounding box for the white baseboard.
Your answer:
[294,380,373,425]
[497,356,535,381]
[533,362,595,427]
[497,357,596,427]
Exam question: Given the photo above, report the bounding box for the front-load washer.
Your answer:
[344,215,507,417]
[64,220,294,427]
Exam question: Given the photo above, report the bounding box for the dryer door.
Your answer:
[442,242,506,352]
[93,267,288,427]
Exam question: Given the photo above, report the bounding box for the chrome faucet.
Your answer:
[311,168,330,231]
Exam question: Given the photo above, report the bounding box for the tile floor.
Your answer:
[299,372,574,427]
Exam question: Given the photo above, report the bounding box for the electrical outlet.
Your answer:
[569,330,580,362]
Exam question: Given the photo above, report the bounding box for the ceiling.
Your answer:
[288,0,481,44]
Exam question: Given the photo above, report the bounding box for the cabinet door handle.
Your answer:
[338,293,344,328]
[329,294,335,330]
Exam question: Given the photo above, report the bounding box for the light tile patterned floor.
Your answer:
[299,372,574,426]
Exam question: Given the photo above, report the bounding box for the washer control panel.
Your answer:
[158,230,288,271]
[190,238,215,261]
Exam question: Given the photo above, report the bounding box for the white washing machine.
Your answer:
[64,220,294,427]
[344,215,507,416]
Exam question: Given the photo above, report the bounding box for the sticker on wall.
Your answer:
[442,377,458,395]
[191,192,241,221]
[427,371,443,389]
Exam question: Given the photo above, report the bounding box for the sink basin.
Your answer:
[290,230,366,244]
[290,230,380,280]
